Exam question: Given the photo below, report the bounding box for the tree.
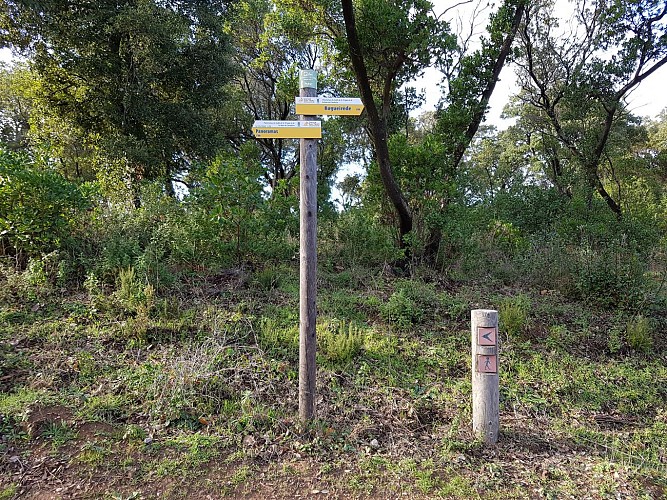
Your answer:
[0,63,30,151]
[340,0,454,246]
[224,0,352,205]
[227,0,306,194]
[514,0,667,218]
[0,0,236,196]
[436,0,527,173]
[460,124,536,201]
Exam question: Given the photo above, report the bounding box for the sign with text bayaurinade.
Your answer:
[252,120,322,139]
[295,97,364,116]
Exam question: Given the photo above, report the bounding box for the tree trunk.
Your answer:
[341,0,412,246]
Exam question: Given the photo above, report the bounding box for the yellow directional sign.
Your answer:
[295,97,364,116]
[252,120,322,139]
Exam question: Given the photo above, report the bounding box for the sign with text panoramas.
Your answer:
[295,97,364,116]
[252,120,322,139]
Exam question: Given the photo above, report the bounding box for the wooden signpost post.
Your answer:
[251,69,364,422]
[471,309,499,444]
[298,69,318,422]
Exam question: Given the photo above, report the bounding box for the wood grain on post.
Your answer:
[471,309,499,444]
[298,71,318,422]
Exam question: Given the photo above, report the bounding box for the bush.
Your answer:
[572,246,646,309]
[499,294,530,338]
[258,317,299,354]
[0,149,88,262]
[380,280,438,329]
[626,315,652,353]
[320,208,403,267]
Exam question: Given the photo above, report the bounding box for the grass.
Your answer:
[1,261,666,497]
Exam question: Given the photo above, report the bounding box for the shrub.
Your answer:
[573,247,646,309]
[320,208,404,267]
[258,317,299,354]
[0,149,88,262]
[499,294,530,338]
[142,339,233,421]
[380,280,438,329]
[626,315,652,353]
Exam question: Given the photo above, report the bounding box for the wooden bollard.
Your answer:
[471,309,499,444]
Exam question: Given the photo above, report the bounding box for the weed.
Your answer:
[437,474,477,498]
[607,328,623,354]
[414,459,436,493]
[82,394,130,423]
[141,339,232,421]
[0,388,53,420]
[168,432,222,468]
[318,320,365,364]
[77,441,112,466]
[319,290,367,322]
[253,267,282,290]
[545,325,570,350]
[0,484,18,500]
[41,421,77,448]
[230,465,253,485]
[114,267,155,316]
[626,315,652,352]
[122,424,146,441]
[258,317,298,354]
[499,294,530,338]
[381,289,422,328]
[440,292,469,322]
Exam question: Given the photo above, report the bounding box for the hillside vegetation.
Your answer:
[0,171,666,497]
[1,0,667,497]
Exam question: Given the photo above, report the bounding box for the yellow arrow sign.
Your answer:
[295,97,364,116]
[252,120,322,139]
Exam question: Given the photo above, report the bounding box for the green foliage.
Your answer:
[318,320,365,364]
[0,388,51,420]
[0,63,32,151]
[187,154,265,265]
[1,0,236,188]
[380,280,438,329]
[82,394,131,423]
[259,317,299,355]
[41,420,77,448]
[573,246,646,310]
[626,315,652,353]
[0,484,18,500]
[252,267,282,291]
[114,267,155,316]
[499,294,530,338]
[607,327,623,355]
[136,340,233,422]
[320,208,403,267]
[381,288,423,329]
[0,149,88,260]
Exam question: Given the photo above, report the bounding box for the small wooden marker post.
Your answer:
[471,309,499,444]
[298,69,318,422]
